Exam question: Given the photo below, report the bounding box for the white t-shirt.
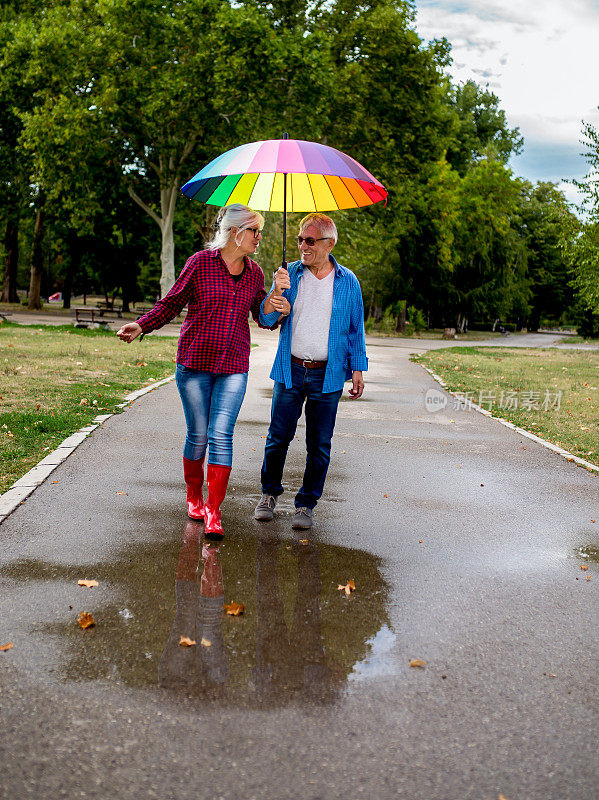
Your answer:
[291,267,335,361]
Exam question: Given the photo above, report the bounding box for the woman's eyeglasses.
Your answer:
[245,227,262,238]
[296,236,330,246]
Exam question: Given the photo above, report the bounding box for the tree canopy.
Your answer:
[0,0,584,333]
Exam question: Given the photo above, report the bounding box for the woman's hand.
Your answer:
[270,295,291,316]
[117,322,142,343]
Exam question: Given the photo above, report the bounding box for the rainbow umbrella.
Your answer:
[181,134,387,266]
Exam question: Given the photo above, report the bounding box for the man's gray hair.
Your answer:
[299,213,338,245]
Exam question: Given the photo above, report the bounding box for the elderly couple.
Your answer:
[117,205,368,540]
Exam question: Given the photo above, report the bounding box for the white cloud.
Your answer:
[415,0,599,199]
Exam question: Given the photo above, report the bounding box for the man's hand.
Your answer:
[348,371,364,399]
[263,267,292,314]
[273,266,291,296]
[117,322,142,343]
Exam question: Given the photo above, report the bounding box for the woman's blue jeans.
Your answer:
[175,366,248,467]
[260,363,342,509]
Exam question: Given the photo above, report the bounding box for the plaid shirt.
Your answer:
[136,249,273,374]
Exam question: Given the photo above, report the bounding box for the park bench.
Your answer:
[73,309,121,328]
[95,301,123,318]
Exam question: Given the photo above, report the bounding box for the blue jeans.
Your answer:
[175,366,248,467]
[261,363,342,509]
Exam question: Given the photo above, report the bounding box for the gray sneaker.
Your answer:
[254,494,277,521]
[292,507,314,530]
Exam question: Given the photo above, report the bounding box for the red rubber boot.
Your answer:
[183,457,205,521]
[204,464,232,540]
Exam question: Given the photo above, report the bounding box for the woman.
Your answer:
[117,204,289,539]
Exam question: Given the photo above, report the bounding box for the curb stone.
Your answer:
[419,364,599,474]
[0,374,176,522]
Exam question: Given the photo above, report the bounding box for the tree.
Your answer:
[451,159,530,327]
[519,181,577,330]
[446,80,523,176]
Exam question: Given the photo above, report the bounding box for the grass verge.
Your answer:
[1,322,177,493]
[412,347,599,470]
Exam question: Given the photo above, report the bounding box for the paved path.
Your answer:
[0,328,597,799]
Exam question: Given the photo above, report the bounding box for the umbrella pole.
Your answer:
[282,171,287,269]
[282,132,288,270]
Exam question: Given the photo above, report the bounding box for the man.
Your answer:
[255,213,367,530]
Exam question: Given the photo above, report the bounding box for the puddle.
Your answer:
[0,520,391,708]
[573,545,599,563]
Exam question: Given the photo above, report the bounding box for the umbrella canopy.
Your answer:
[181,138,387,212]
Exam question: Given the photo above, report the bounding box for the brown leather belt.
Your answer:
[291,355,327,369]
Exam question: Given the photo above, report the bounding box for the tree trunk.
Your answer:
[28,205,45,310]
[1,214,19,303]
[160,217,175,298]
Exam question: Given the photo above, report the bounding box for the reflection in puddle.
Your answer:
[1,521,391,708]
[158,521,391,706]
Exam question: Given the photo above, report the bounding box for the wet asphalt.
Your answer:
[1,327,598,800]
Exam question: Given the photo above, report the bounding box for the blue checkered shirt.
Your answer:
[259,255,368,393]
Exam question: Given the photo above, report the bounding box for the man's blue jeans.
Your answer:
[175,366,248,466]
[261,362,342,509]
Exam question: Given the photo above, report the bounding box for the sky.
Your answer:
[414,0,599,209]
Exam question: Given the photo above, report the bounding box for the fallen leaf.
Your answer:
[580,564,588,571]
[0,643,14,651]
[498,795,513,800]
[77,579,99,588]
[409,659,426,668]
[586,575,591,581]
[300,539,310,545]
[116,491,126,495]
[591,519,596,523]
[337,580,356,597]
[419,540,423,543]
[383,494,388,497]
[179,636,196,647]
[548,673,558,677]
[79,398,89,406]
[200,637,212,647]
[77,612,95,629]
[223,601,245,616]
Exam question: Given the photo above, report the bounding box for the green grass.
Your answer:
[413,347,599,470]
[0,322,177,492]
[556,336,599,344]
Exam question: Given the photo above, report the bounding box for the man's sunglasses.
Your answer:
[296,236,330,246]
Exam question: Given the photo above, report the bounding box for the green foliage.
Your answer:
[0,0,583,329]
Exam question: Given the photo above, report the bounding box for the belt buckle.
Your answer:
[303,359,315,368]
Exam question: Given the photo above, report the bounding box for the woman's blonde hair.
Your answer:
[205,204,265,251]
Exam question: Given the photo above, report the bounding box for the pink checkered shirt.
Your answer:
[136,249,272,374]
